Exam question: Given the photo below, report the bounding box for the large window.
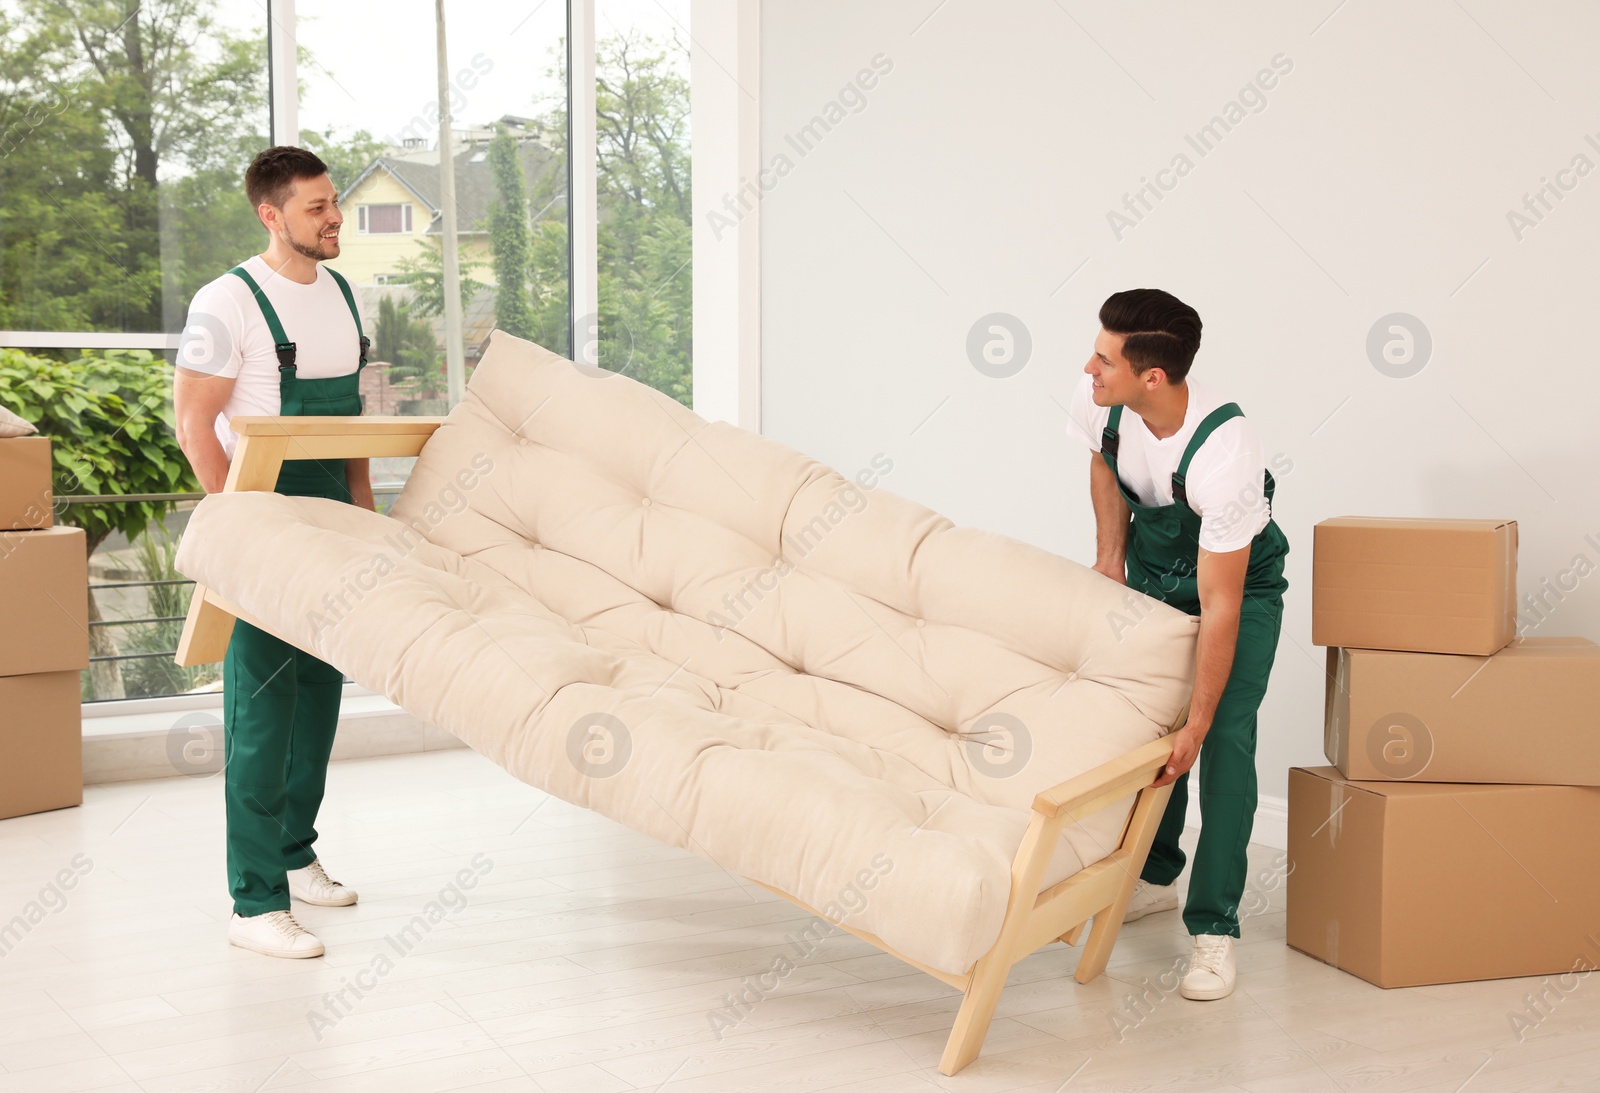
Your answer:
[0,0,694,707]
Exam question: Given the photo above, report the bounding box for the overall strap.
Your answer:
[228,266,296,371]
[1100,404,1124,467]
[1171,402,1244,510]
[325,267,371,368]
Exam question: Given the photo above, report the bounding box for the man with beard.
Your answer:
[173,146,371,958]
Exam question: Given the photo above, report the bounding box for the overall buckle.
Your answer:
[1100,425,1120,460]
[275,341,298,372]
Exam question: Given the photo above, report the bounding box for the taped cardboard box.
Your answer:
[0,670,82,820]
[1287,766,1600,988]
[0,526,88,677]
[1325,638,1600,784]
[1312,517,1516,656]
[0,437,54,531]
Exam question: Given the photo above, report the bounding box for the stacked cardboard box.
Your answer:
[1291,516,1600,987]
[1,436,87,820]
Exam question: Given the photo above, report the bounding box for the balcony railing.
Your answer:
[68,486,406,700]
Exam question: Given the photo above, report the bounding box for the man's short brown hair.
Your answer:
[1098,288,1203,384]
[245,145,331,210]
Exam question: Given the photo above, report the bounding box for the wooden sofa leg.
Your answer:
[1074,900,1129,984]
[939,953,1012,1076]
[1058,921,1086,946]
[1074,781,1174,984]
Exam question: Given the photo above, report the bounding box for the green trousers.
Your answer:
[220,454,352,918]
[223,624,345,915]
[1139,593,1285,937]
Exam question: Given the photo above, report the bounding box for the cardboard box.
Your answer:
[0,670,82,820]
[0,526,88,677]
[0,437,54,531]
[1325,638,1600,784]
[1287,766,1600,988]
[1312,516,1517,656]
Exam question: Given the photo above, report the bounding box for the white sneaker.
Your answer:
[1180,934,1236,1000]
[229,910,325,959]
[1122,879,1179,923]
[288,859,358,907]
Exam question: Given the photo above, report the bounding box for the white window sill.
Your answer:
[80,684,398,740]
[77,686,468,785]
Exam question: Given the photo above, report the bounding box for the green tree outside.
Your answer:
[487,127,537,340]
[491,29,690,402]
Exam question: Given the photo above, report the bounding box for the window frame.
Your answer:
[357,203,413,235]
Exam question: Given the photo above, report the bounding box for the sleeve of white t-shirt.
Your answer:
[177,277,248,380]
[1183,419,1271,553]
[1063,373,1110,453]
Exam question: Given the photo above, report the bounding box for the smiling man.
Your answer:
[1065,288,1289,1000]
[173,146,373,959]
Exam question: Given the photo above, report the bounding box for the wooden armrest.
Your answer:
[175,415,447,666]
[226,416,446,463]
[1030,736,1175,822]
[230,415,446,437]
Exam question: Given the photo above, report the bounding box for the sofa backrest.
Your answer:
[390,331,1197,812]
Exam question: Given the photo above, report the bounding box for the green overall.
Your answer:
[221,264,367,917]
[1101,401,1289,938]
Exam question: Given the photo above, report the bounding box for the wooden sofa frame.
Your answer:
[176,416,1182,1076]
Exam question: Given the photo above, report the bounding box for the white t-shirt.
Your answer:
[178,255,365,458]
[1064,374,1271,553]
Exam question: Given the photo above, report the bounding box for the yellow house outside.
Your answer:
[335,126,563,284]
[329,123,564,362]
[331,167,491,287]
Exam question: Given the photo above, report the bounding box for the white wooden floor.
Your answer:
[1,749,1596,1093]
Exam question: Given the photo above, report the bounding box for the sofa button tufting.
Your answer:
[518,437,530,446]
[915,618,926,628]
[641,497,652,507]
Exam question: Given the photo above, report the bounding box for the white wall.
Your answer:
[755,0,1600,803]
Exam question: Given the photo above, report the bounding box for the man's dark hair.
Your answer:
[245,146,331,210]
[1098,288,1203,384]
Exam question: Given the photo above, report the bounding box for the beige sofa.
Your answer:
[174,330,1198,1074]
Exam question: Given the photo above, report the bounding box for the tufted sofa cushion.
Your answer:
[177,331,1197,974]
